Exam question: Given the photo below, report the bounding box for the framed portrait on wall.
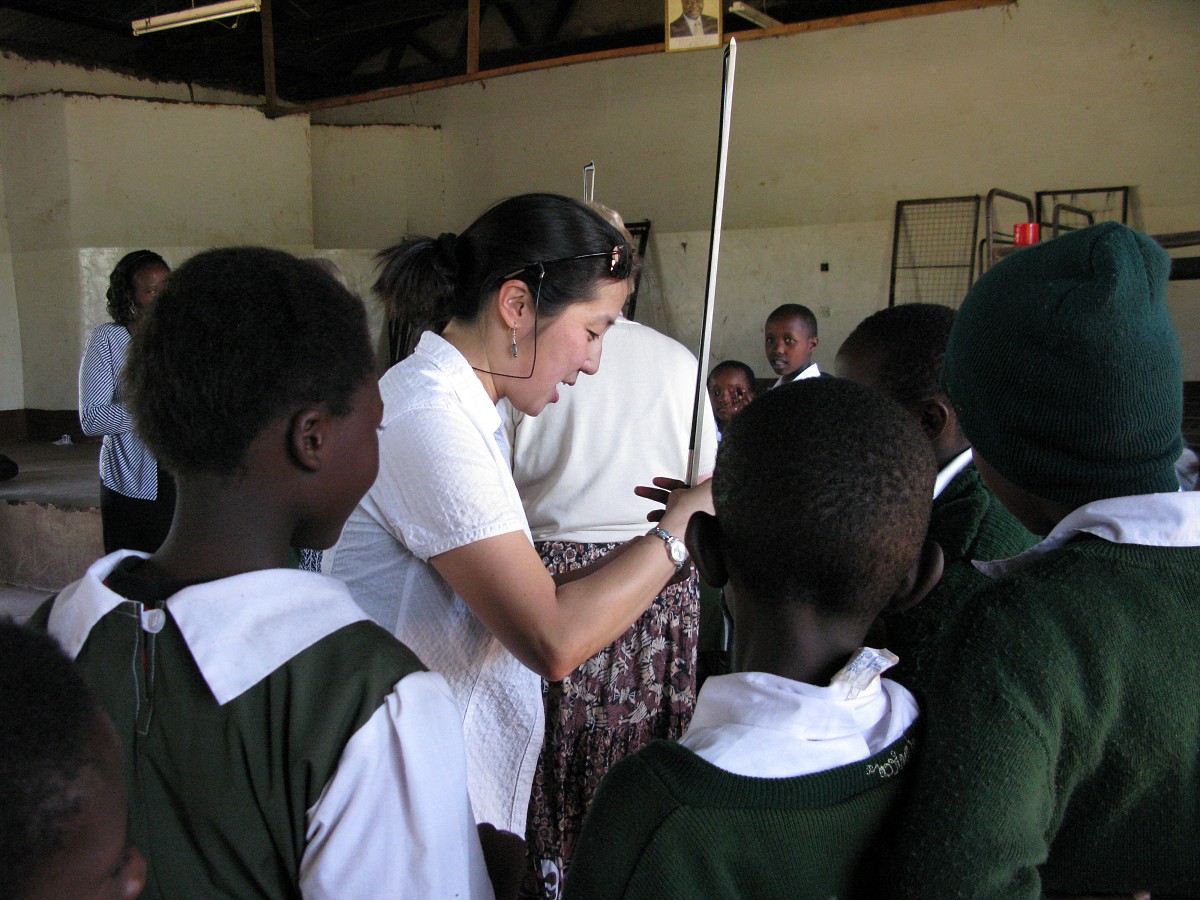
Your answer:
[666,0,722,52]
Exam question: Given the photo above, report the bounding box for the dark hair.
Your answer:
[714,379,934,624]
[841,303,955,405]
[374,193,629,334]
[0,619,99,895]
[766,303,818,337]
[106,250,168,327]
[708,359,757,390]
[126,248,375,477]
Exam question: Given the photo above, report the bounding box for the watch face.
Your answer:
[668,538,688,564]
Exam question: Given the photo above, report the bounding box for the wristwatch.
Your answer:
[646,526,688,572]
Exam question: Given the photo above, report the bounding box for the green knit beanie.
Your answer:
[943,221,1182,505]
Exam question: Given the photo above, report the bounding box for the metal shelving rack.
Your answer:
[888,195,981,308]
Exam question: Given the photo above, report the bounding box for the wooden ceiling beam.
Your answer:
[275,0,1011,117]
[466,0,479,74]
[262,0,279,115]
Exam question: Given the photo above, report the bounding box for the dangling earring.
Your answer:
[511,327,519,358]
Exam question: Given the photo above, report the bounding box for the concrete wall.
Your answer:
[0,62,451,421]
[0,152,22,412]
[315,0,1200,378]
[0,50,256,105]
[0,0,1197,418]
[0,87,448,420]
[0,93,314,413]
[310,123,450,366]
[311,123,446,247]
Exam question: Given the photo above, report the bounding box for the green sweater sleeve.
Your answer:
[886,539,1200,898]
[888,644,1058,897]
[564,752,683,900]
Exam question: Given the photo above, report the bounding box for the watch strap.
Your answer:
[646,526,687,571]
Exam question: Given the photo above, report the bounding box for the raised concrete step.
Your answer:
[0,500,102,590]
[0,440,103,592]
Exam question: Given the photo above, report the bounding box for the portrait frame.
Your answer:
[665,0,722,52]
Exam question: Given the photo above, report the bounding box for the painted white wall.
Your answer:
[0,84,450,412]
[310,124,450,367]
[311,123,447,247]
[1,0,1197,413]
[0,157,22,411]
[0,94,75,412]
[66,96,313,248]
[0,93,315,410]
[315,0,1200,378]
[637,221,893,377]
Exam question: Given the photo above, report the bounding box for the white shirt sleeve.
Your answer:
[372,399,527,561]
[299,671,496,900]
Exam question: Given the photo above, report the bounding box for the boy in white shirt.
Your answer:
[565,378,942,899]
[765,303,823,386]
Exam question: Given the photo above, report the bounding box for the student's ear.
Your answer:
[496,278,532,332]
[886,539,944,613]
[685,512,728,588]
[287,407,326,472]
[916,397,952,444]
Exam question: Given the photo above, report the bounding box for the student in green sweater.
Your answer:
[885,222,1200,897]
[564,378,943,899]
[834,302,1036,690]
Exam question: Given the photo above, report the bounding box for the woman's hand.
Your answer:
[635,476,714,539]
[430,477,714,681]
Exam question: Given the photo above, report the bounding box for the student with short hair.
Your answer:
[1,618,146,900]
[564,379,942,899]
[835,302,1035,688]
[30,248,494,899]
[764,303,822,386]
[885,222,1200,896]
[706,359,757,440]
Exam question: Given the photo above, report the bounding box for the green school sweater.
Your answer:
[886,536,1200,898]
[885,464,1037,692]
[564,731,917,900]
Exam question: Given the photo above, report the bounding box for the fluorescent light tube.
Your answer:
[728,2,782,29]
[132,0,262,36]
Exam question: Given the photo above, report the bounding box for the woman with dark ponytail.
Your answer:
[328,194,712,838]
[79,250,174,553]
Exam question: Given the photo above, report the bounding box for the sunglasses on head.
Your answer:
[504,243,633,283]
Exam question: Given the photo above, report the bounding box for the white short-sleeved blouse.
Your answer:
[327,331,540,834]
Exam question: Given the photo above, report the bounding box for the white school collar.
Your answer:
[49,551,371,705]
[933,448,973,500]
[772,362,821,389]
[974,491,1200,579]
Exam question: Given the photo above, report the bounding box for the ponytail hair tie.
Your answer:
[435,232,459,273]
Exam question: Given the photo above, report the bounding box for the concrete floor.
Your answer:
[0,437,102,509]
[0,438,102,612]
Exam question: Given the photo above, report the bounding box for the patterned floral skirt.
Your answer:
[522,540,700,899]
